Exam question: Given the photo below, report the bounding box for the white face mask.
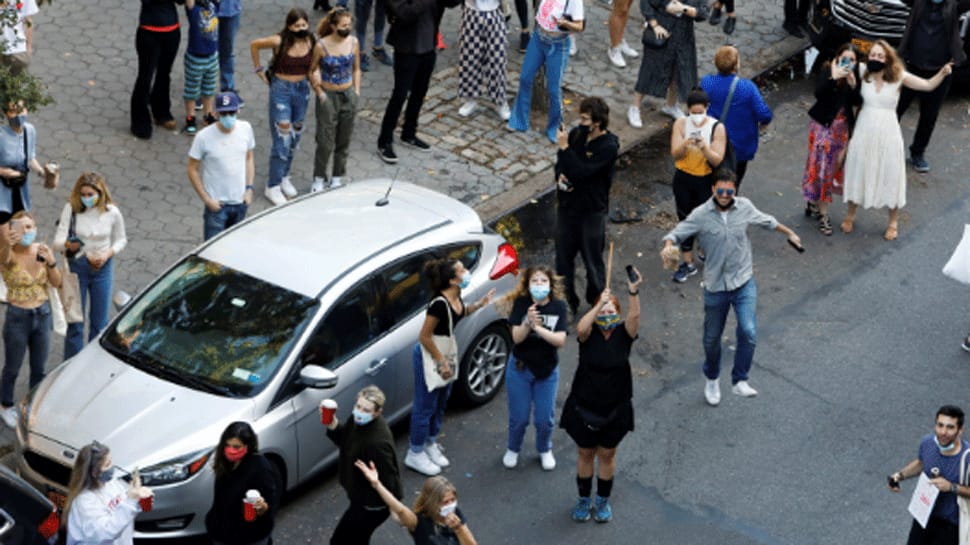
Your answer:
[689,113,706,126]
[438,501,458,518]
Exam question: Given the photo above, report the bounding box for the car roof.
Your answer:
[198,180,484,298]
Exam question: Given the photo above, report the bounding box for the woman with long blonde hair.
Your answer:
[498,265,567,471]
[354,462,478,545]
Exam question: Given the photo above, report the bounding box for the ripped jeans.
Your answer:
[267,77,310,187]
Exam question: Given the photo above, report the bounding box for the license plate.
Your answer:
[46,489,66,510]
[852,38,873,55]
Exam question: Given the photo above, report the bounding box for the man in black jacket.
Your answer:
[554,97,620,315]
[896,0,970,173]
[376,0,459,163]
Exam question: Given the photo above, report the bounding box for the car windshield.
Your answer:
[101,256,319,397]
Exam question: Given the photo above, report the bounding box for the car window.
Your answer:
[300,280,380,371]
[445,243,481,272]
[377,243,482,325]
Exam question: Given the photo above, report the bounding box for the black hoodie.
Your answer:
[556,127,620,216]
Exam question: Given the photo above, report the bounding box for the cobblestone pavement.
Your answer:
[0,0,804,448]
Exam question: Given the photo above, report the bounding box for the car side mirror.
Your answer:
[298,365,338,389]
[113,290,132,311]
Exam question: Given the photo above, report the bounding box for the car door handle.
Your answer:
[365,358,389,376]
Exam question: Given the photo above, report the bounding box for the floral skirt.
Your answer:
[801,113,849,203]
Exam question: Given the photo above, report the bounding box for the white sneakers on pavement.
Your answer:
[661,104,685,120]
[425,442,450,468]
[568,35,577,56]
[704,379,721,406]
[405,450,441,476]
[279,176,298,198]
[264,185,287,206]
[608,47,627,68]
[627,106,643,128]
[1,406,17,428]
[503,449,519,468]
[540,451,556,471]
[496,101,511,121]
[732,381,758,397]
[618,40,639,58]
[311,177,326,193]
[458,100,479,117]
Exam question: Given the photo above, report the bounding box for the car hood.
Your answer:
[28,345,255,467]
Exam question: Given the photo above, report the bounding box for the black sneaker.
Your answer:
[184,116,197,135]
[360,54,371,72]
[378,143,398,164]
[401,135,431,152]
[519,32,530,53]
[910,155,930,173]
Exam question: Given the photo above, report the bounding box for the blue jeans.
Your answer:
[508,28,570,144]
[1,302,51,407]
[64,256,114,360]
[267,78,310,187]
[218,14,240,92]
[409,344,452,452]
[354,0,386,50]
[702,279,757,384]
[506,356,558,453]
[203,203,248,240]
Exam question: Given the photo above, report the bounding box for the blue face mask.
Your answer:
[8,114,25,130]
[19,230,36,246]
[218,114,237,130]
[529,285,550,301]
[594,313,621,330]
[352,408,374,426]
[934,435,957,453]
[98,468,114,483]
[458,273,471,290]
[81,195,99,208]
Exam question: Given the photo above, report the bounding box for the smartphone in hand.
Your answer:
[625,264,638,283]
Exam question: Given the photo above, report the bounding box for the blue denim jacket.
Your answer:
[0,123,36,213]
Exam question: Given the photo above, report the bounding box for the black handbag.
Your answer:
[641,24,668,48]
[1,129,29,189]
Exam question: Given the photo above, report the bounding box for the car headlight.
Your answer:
[140,448,212,486]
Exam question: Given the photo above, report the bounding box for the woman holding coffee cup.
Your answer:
[0,100,58,229]
[64,440,152,545]
[326,386,403,544]
[205,421,280,545]
[355,462,478,545]
[53,172,128,360]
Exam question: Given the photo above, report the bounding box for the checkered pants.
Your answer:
[458,7,508,104]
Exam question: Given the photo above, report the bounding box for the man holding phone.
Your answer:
[660,170,800,406]
[554,97,619,316]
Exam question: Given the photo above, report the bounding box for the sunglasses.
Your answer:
[716,189,735,196]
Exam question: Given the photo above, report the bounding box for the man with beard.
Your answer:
[889,405,970,545]
[660,170,800,406]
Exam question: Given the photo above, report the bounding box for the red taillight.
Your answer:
[37,509,59,540]
[489,243,519,280]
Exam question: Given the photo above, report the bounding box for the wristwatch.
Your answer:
[953,482,959,493]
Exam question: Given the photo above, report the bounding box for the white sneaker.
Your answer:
[660,104,685,120]
[732,381,759,397]
[264,185,288,206]
[1,406,17,428]
[619,39,639,58]
[704,379,721,406]
[311,177,326,193]
[330,176,344,188]
[425,442,450,468]
[458,100,479,117]
[608,47,626,67]
[404,450,441,476]
[279,176,298,198]
[627,106,643,128]
[496,101,511,121]
[502,449,519,469]
[540,451,556,471]
[569,35,577,57]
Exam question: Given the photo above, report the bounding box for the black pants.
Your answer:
[897,67,952,159]
[330,502,390,545]
[378,50,436,146]
[783,0,808,25]
[130,27,181,138]
[735,160,748,189]
[906,517,958,545]
[671,169,711,252]
[714,0,735,12]
[555,208,607,310]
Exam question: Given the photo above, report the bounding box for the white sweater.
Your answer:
[66,478,140,545]
[53,203,127,260]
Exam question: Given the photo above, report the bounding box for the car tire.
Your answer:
[454,323,510,406]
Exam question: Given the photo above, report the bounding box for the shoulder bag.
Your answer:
[57,257,84,324]
[641,23,667,48]
[420,296,459,392]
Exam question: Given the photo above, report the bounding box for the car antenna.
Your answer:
[376,170,398,207]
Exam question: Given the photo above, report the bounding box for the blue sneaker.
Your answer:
[571,497,592,522]
[910,155,930,173]
[360,54,371,72]
[672,262,697,283]
[593,496,613,523]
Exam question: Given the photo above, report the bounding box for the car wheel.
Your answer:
[455,323,510,406]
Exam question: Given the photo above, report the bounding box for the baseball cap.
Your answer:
[214,92,240,113]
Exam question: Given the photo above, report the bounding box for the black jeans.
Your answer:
[906,517,957,545]
[555,208,607,310]
[897,67,952,158]
[130,27,181,138]
[671,169,711,252]
[784,0,808,25]
[378,51,436,146]
[330,502,390,545]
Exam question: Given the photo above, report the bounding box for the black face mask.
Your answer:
[867,60,886,73]
[336,28,351,38]
[576,125,591,138]
[292,29,309,39]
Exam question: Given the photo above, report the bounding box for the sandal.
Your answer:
[805,202,820,218]
[818,214,833,236]
[840,217,854,233]
[884,223,898,241]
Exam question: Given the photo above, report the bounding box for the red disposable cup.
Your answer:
[139,495,154,513]
[243,499,256,522]
[320,399,337,425]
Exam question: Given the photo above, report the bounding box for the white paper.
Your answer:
[908,473,940,529]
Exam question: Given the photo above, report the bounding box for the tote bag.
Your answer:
[943,225,970,285]
[419,296,459,392]
[57,258,84,324]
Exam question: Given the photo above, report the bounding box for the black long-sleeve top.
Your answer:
[555,128,620,216]
[327,416,403,507]
[807,64,862,132]
[204,453,280,545]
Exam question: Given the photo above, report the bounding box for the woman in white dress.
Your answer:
[841,40,952,241]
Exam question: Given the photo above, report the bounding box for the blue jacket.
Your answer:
[701,73,772,162]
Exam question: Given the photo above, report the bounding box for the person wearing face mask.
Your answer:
[661,171,800,406]
[0,211,60,428]
[354,464,479,545]
[205,422,279,545]
[407,257,495,476]
[667,88,727,284]
[53,173,127,360]
[554,97,619,316]
[64,441,152,545]
[559,268,641,523]
[250,8,316,204]
[326,386,403,545]
[188,91,255,241]
[498,265,568,470]
[310,7,362,192]
[0,101,58,230]
[888,405,970,545]
[840,40,952,241]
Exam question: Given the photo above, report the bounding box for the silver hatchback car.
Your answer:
[14,180,519,539]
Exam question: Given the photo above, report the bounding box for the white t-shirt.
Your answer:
[188,120,255,204]
[2,0,39,55]
[534,0,584,33]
